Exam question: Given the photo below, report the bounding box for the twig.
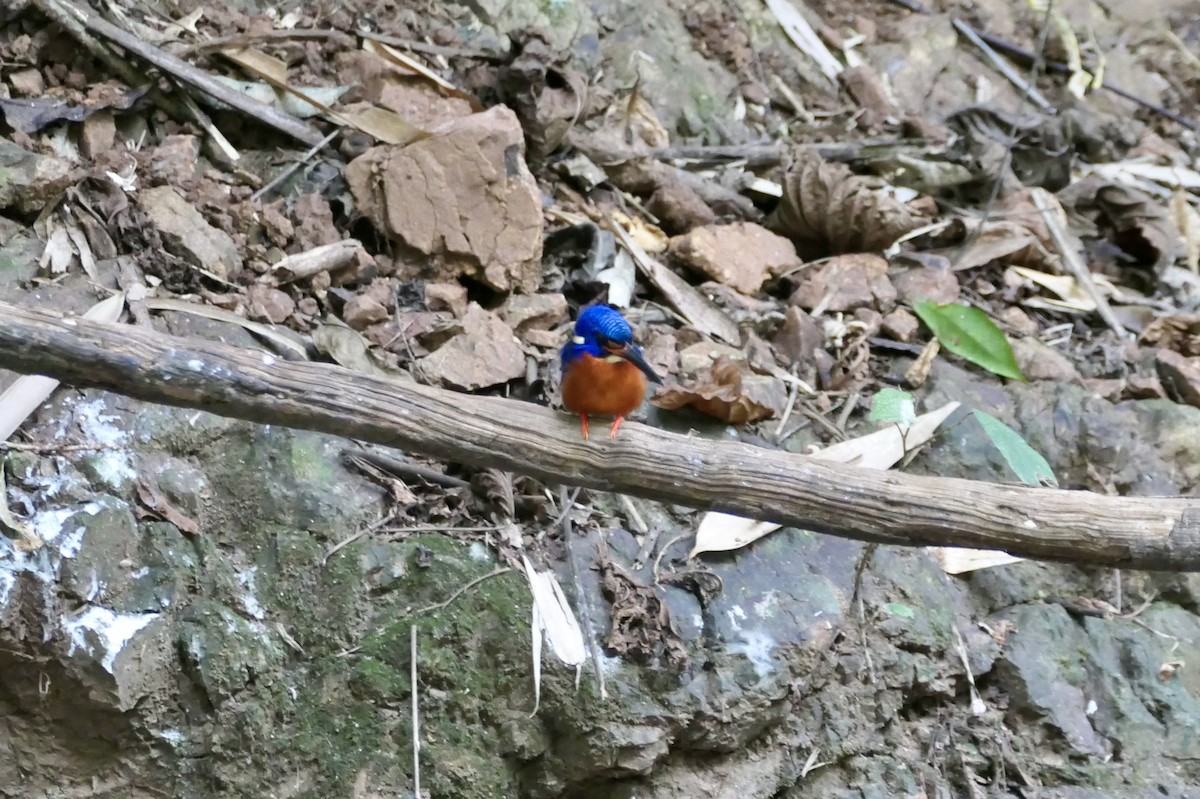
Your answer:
[251,129,340,202]
[5,301,1200,569]
[652,533,691,585]
[886,0,1198,131]
[54,0,328,147]
[322,511,398,565]
[411,624,421,799]
[403,567,512,617]
[175,28,357,54]
[342,447,470,490]
[358,31,506,62]
[951,19,1056,114]
[1031,189,1128,338]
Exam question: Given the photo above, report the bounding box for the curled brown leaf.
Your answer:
[767,149,931,258]
[652,356,784,424]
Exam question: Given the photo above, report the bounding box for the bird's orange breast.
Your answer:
[561,354,649,417]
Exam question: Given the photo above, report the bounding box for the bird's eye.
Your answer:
[594,333,610,348]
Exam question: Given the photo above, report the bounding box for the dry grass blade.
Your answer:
[142,297,309,360]
[523,554,585,714]
[0,293,125,443]
[764,0,843,82]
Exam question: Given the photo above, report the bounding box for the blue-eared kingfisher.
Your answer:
[560,305,663,440]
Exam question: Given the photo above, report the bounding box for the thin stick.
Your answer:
[404,568,511,617]
[1031,189,1128,338]
[251,129,340,202]
[951,19,1056,114]
[411,624,421,799]
[322,512,397,565]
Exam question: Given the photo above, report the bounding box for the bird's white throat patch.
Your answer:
[604,355,624,363]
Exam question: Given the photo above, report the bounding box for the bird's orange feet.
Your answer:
[610,415,625,439]
[579,413,590,441]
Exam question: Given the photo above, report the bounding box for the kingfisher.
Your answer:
[560,305,663,440]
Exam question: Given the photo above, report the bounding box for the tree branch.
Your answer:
[1,300,1198,570]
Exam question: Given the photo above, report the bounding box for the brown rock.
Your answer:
[671,222,800,295]
[1126,374,1166,399]
[891,265,960,305]
[139,186,242,280]
[882,309,920,342]
[8,68,43,97]
[143,135,200,183]
[1012,338,1079,382]
[1000,306,1039,336]
[79,111,115,160]
[524,329,564,349]
[678,341,747,375]
[425,282,468,318]
[0,139,75,215]
[420,303,526,390]
[500,293,568,334]
[853,308,882,337]
[246,285,296,324]
[646,181,716,234]
[344,294,390,330]
[344,105,543,293]
[1156,349,1200,407]
[789,253,895,312]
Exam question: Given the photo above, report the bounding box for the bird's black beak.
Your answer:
[617,345,663,384]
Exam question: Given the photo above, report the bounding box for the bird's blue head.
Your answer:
[561,305,662,383]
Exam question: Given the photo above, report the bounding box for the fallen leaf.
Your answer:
[913,300,1024,381]
[768,149,931,258]
[135,480,200,535]
[652,356,785,424]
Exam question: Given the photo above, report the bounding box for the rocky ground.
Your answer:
[3,0,1200,797]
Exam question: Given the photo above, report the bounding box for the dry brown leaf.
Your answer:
[768,149,931,258]
[135,479,200,535]
[652,356,783,424]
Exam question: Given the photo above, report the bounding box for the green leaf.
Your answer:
[884,602,915,619]
[972,410,1058,487]
[869,388,917,428]
[912,300,1025,381]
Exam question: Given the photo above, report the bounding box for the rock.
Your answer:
[891,264,960,305]
[789,253,896,312]
[1125,374,1165,399]
[678,341,746,374]
[139,186,242,280]
[646,181,716,234]
[143,134,200,183]
[343,293,390,330]
[499,293,568,335]
[79,111,116,160]
[420,303,525,390]
[424,281,468,318]
[9,68,43,96]
[1156,348,1200,407]
[1000,305,1040,336]
[1012,338,1079,382]
[0,139,76,214]
[344,105,543,293]
[245,285,295,324]
[670,222,800,295]
[882,308,920,342]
